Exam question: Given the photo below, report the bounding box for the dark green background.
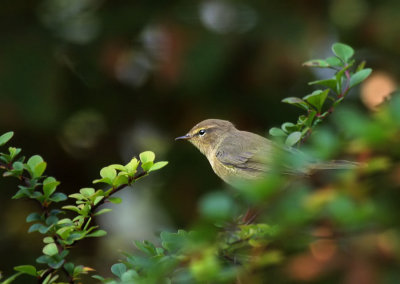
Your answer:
[1,0,399,281]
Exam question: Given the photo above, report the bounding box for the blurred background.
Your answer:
[0,0,399,281]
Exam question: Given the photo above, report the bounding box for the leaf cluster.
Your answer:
[269,43,372,146]
[0,133,167,283]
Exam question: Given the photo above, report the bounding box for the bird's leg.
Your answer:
[241,207,260,225]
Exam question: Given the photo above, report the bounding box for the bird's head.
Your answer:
[175,119,235,156]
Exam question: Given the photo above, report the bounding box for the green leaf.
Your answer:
[93,196,104,205]
[149,161,168,172]
[57,218,73,225]
[0,131,14,146]
[56,226,74,239]
[121,270,139,282]
[8,147,21,159]
[86,230,107,238]
[303,89,329,113]
[26,212,42,223]
[14,265,37,276]
[43,177,60,198]
[93,178,111,185]
[64,262,74,275]
[139,151,155,164]
[125,158,140,175]
[349,68,372,88]
[335,63,354,93]
[281,97,309,111]
[48,259,65,270]
[134,240,157,256]
[305,111,317,127]
[281,122,297,133]
[1,272,24,283]
[140,161,153,172]
[12,161,24,173]
[285,131,302,147]
[28,223,48,233]
[356,60,366,72]
[38,225,51,234]
[69,193,84,200]
[94,208,112,216]
[111,263,127,279]
[112,175,129,187]
[100,166,117,181]
[43,237,55,243]
[49,192,67,202]
[42,243,58,256]
[108,164,127,171]
[45,215,58,226]
[80,187,95,197]
[160,230,189,253]
[332,43,354,63]
[36,255,52,264]
[308,78,337,91]
[108,197,122,204]
[34,162,47,178]
[62,205,81,214]
[325,56,343,67]
[269,127,287,137]
[27,155,45,178]
[92,275,106,281]
[302,59,329,68]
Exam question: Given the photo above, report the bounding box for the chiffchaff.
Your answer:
[176,119,357,187]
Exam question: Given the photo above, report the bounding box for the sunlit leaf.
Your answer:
[100,167,117,181]
[43,177,59,198]
[0,131,14,146]
[332,43,354,63]
[269,127,287,137]
[285,131,302,146]
[80,187,95,197]
[349,68,372,88]
[108,197,122,204]
[86,230,107,238]
[94,208,112,216]
[325,56,343,67]
[14,265,37,277]
[149,161,168,172]
[42,243,58,256]
[139,151,155,164]
[141,161,153,172]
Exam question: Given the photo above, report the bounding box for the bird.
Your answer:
[175,119,358,187]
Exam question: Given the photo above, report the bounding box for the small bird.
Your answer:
[176,119,358,187]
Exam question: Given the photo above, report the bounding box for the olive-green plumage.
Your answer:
[176,119,357,186]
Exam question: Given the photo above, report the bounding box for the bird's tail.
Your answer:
[307,160,362,171]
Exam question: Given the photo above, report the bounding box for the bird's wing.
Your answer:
[215,131,274,173]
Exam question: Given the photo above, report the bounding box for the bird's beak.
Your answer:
[175,134,191,141]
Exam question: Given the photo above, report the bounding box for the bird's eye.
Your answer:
[198,129,206,136]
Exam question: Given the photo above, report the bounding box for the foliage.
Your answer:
[269,43,371,146]
[90,95,400,283]
[0,134,167,283]
[2,43,400,283]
